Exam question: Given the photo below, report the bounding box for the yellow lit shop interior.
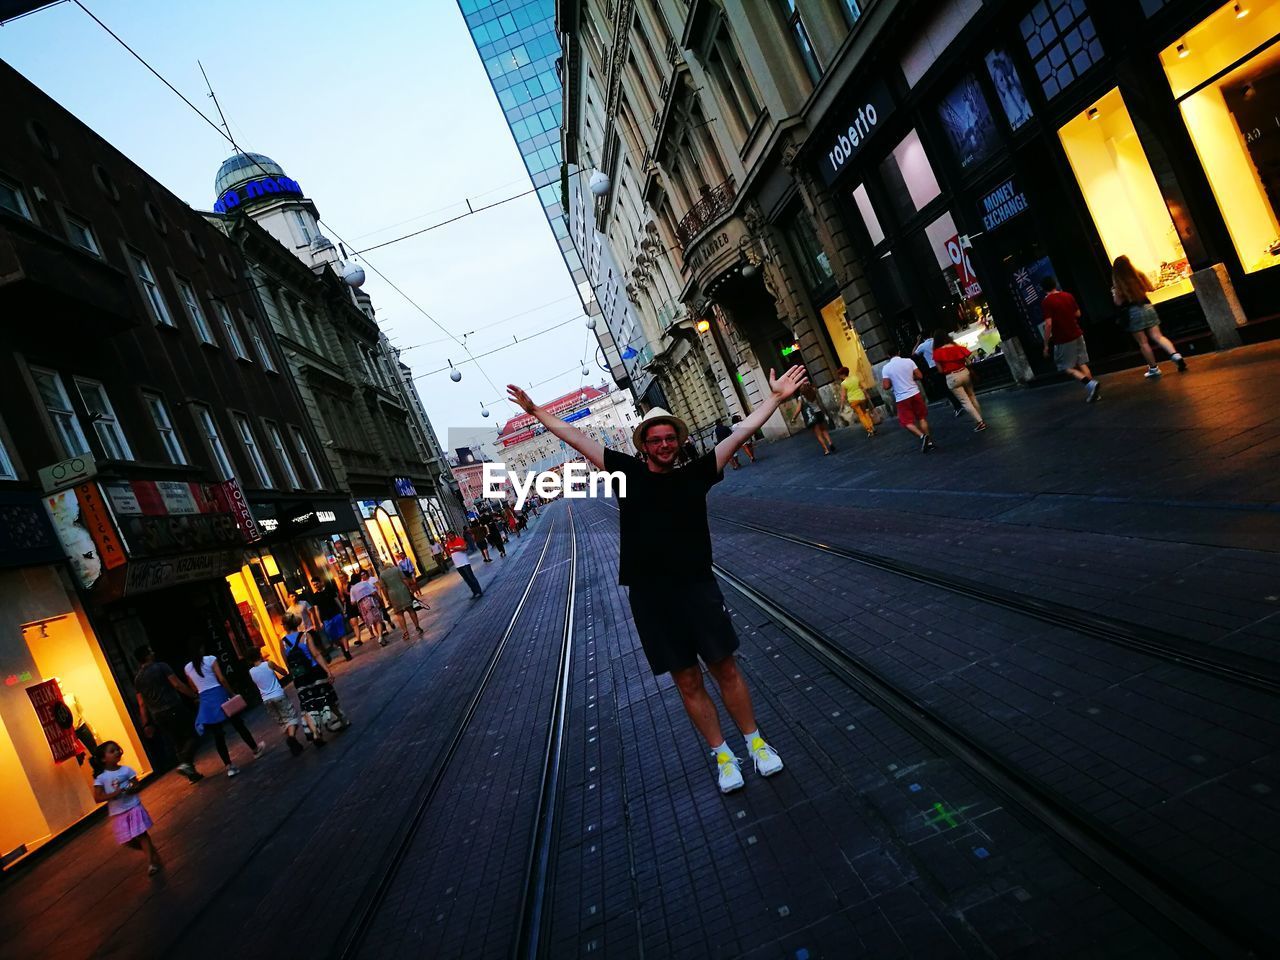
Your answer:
[0,568,145,867]
[1162,0,1280,275]
[1059,88,1194,303]
[360,500,421,572]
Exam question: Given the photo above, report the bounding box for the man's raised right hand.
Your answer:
[507,384,538,414]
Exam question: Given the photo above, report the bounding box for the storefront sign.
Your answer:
[685,231,732,272]
[102,479,212,518]
[818,81,895,186]
[124,549,239,596]
[250,499,358,541]
[563,407,591,423]
[210,478,262,543]
[75,482,126,573]
[394,477,417,497]
[39,454,97,494]
[26,679,81,763]
[946,234,983,301]
[979,178,1029,231]
[112,512,241,557]
[501,428,537,447]
[213,175,304,214]
[502,388,602,435]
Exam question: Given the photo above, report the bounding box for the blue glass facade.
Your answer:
[458,0,585,285]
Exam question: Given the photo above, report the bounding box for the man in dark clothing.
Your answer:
[485,515,507,558]
[311,577,353,661]
[133,645,203,783]
[507,366,807,796]
[713,419,741,469]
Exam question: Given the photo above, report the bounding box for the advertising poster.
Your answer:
[1007,255,1059,336]
[938,74,1000,169]
[26,678,81,764]
[985,49,1034,131]
[44,489,103,590]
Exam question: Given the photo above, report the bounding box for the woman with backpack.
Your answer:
[183,639,263,778]
[1111,255,1187,378]
[280,612,349,741]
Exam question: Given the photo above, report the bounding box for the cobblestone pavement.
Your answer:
[2,344,1277,959]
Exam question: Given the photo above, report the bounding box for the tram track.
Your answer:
[334,509,578,960]
[709,513,1280,696]
[713,561,1261,958]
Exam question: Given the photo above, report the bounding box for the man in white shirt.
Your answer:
[882,345,937,452]
[913,333,963,415]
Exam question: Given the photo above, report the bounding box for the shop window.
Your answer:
[922,210,1004,358]
[1020,0,1103,99]
[1161,1,1280,274]
[782,209,835,294]
[984,49,1034,131]
[937,74,1000,169]
[1059,88,1194,302]
[852,184,885,246]
[819,297,875,392]
[880,129,942,222]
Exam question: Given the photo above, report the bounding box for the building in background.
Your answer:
[456,0,632,393]
[450,446,512,514]
[497,383,637,471]
[0,61,346,858]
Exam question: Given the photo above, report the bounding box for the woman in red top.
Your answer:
[932,330,986,431]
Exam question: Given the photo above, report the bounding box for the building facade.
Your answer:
[0,62,346,861]
[497,384,638,469]
[560,0,1274,443]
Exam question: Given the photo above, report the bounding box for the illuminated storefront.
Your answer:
[356,498,422,574]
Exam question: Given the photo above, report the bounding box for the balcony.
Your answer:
[656,301,685,331]
[675,178,735,249]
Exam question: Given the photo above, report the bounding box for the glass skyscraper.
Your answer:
[457,0,628,385]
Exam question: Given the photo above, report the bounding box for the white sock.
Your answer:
[710,740,731,759]
[742,729,761,751]
[1171,352,1183,361]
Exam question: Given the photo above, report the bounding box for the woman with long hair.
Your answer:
[796,383,835,455]
[184,639,262,777]
[932,330,987,431]
[835,365,876,438]
[1111,256,1187,378]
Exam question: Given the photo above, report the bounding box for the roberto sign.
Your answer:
[817,81,895,186]
[214,175,304,214]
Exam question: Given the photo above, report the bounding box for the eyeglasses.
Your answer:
[644,436,679,447]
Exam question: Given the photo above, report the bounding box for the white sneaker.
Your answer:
[748,736,784,777]
[253,742,266,758]
[714,749,744,794]
[1144,366,1162,378]
[225,765,240,778]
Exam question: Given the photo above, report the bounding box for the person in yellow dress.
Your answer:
[836,365,876,438]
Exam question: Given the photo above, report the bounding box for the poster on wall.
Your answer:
[26,678,82,764]
[1007,255,1059,336]
[44,489,103,590]
[937,74,1000,169]
[984,49,1034,131]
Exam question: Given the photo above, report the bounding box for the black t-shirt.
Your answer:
[312,583,343,621]
[134,661,182,713]
[604,447,723,586]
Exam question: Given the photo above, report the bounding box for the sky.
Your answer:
[0,0,601,454]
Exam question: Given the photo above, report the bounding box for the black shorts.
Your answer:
[628,579,739,676]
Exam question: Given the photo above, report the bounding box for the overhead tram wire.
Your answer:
[352,185,538,255]
[411,315,588,380]
[70,0,504,393]
[398,294,581,351]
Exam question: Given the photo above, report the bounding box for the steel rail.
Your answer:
[710,513,1280,696]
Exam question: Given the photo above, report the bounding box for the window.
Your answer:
[779,0,821,84]
[129,249,176,327]
[291,210,314,244]
[1161,1,1280,274]
[193,404,235,479]
[985,49,1034,131]
[783,209,835,293]
[1,175,32,219]
[1059,88,1194,302]
[265,421,302,489]
[232,413,273,487]
[176,280,216,344]
[144,392,186,465]
[31,367,90,457]
[64,213,100,255]
[937,75,1001,169]
[879,129,942,221]
[852,184,885,246]
[1020,0,1104,99]
[290,427,322,488]
[74,377,133,460]
[0,425,16,480]
[212,300,250,358]
[840,0,862,27]
[248,315,278,371]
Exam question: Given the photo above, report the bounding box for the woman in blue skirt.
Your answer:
[184,640,263,777]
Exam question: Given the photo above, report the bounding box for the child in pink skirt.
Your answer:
[91,740,161,876]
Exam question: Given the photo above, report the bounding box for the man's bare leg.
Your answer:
[671,664,725,747]
[705,655,757,735]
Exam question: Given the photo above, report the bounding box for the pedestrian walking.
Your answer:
[379,562,424,638]
[836,366,877,438]
[913,332,964,415]
[91,741,162,876]
[341,573,369,647]
[396,552,422,600]
[445,531,484,598]
[430,538,446,569]
[932,331,987,431]
[1041,276,1101,402]
[730,415,757,463]
[505,504,521,538]
[281,614,348,738]
[183,641,263,778]
[796,383,836,455]
[882,345,936,452]
[287,589,329,663]
[470,520,493,562]
[311,577,352,662]
[248,648,309,756]
[485,515,508,558]
[349,570,389,645]
[507,371,805,795]
[713,419,741,469]
[1112,255,1187,378]
[133,645,203,783]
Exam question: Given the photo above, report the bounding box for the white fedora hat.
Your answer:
[632,407,689,451]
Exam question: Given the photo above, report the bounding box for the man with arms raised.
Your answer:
[507,366,807,794]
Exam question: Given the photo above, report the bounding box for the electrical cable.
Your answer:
[353,186,538,255]
[411,314,587,380]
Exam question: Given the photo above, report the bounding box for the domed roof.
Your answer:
[214,152,286,197]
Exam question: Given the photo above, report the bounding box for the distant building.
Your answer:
[497,384,637,473]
